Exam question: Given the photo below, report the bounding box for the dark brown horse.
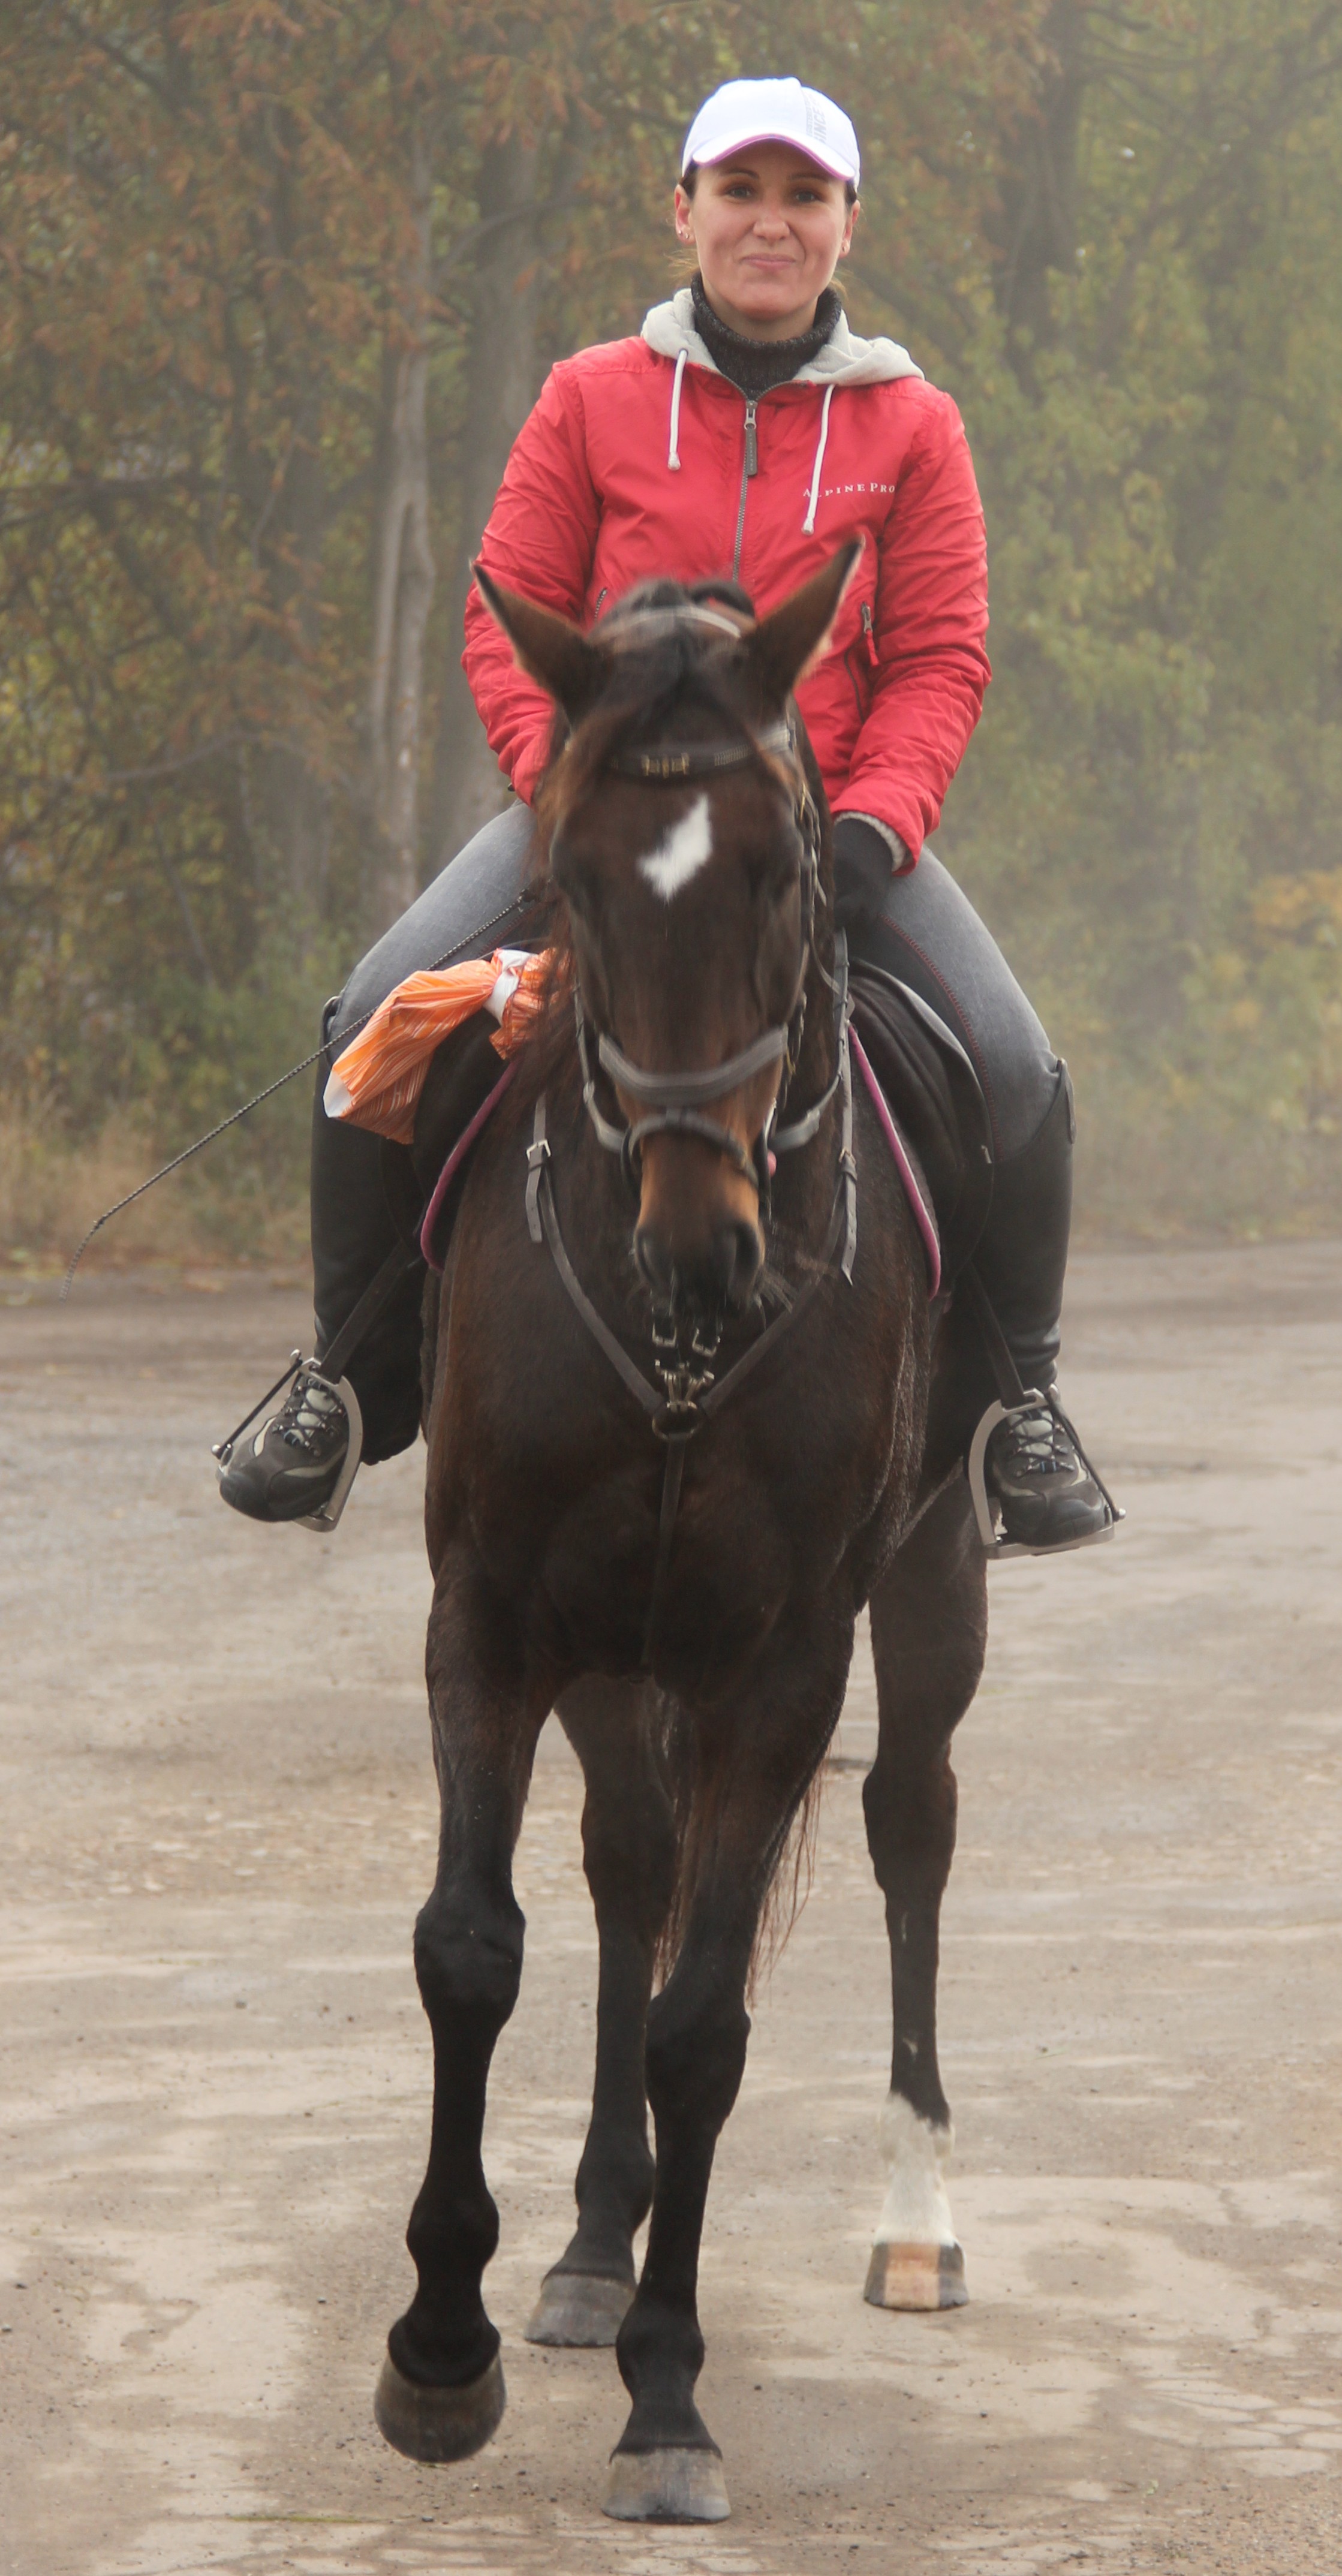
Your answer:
[372,544,990,2524]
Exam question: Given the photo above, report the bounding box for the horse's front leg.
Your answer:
[862,1476,986,2310]
[526,1676,676,2348]
[375,1554,546,2463]
[604,1621,852,2526]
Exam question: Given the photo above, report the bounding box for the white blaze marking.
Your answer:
[639,794,713,901]
[872,2095,959,2247]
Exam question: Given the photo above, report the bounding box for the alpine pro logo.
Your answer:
[808,481,899,502]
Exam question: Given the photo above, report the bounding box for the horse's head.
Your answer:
[474,544,860,1319]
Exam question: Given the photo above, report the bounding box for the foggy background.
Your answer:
[3,0,1340,1269]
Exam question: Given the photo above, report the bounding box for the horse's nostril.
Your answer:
[636,1216,761,1312]
[634,1226,674,1298]
[714,1218,763,1308]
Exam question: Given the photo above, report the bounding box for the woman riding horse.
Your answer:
[219,73,1109,1555]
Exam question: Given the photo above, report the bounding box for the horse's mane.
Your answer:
[536,576,762,838]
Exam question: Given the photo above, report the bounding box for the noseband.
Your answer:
[575,714,837,1202]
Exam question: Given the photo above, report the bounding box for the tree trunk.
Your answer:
[237,96,335,930]
[247,363,332,927]
[366,114,437,936]
[989,0,1087,386]
[429,133,543,872]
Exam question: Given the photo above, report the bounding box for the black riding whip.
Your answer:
[58,893,541,1302]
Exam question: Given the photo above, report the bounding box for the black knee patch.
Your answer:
[413,1900,523,2024]
[645,1987,750,2135]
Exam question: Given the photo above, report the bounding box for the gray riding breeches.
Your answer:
[334,801,1061,1164]
[315,801,1072,1455]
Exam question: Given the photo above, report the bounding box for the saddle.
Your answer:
[847,964,994,1292]
[410,967,994,1292]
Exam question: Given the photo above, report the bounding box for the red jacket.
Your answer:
[465,289,991,863]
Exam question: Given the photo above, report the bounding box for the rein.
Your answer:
[527,687,857,1667]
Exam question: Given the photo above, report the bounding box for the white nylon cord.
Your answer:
[667,347,688,470]
[802,383,835,533]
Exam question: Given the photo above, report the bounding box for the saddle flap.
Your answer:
[848,964,994,1285]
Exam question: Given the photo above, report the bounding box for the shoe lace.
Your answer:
[997,1403,1078,1480]
[275,1372,344,1454]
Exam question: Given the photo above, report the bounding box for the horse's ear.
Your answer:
[747,539,864,702]
[473,562,609,721]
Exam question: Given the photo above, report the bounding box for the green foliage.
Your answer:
[905,1,1342,1233]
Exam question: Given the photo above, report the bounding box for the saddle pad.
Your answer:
[848,964,994,1289]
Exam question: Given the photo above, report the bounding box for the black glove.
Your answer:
[832,815,905,934]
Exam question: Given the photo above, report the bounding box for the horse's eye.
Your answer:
[750,850,798,903]
[550,836,589,899]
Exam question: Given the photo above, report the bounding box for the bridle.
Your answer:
[572,712,843,1208]
[522,605,859,1669]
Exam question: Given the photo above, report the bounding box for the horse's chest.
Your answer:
[468,1375,893,1683]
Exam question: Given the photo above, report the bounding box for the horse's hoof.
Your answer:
[373,2346,505,2462]
[601,2445,730,2524]
[525,2268,634,2348]
[864,2237,968,2311]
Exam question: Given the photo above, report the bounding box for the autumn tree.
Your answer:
[7,0,1342,1243]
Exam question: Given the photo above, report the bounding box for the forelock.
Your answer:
[537,590,758,841]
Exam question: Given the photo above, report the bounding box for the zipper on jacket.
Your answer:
[732,399,759,579]
[860,601,878,667]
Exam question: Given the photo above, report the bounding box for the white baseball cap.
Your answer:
[681,78,860,188]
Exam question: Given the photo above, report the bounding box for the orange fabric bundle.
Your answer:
[323,947,554,1145]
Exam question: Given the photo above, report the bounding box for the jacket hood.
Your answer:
[641,286,922,390]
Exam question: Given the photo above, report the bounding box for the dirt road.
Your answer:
[2,1247,1340,2575]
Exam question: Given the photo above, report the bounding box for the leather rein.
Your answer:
[522,688,859,1668]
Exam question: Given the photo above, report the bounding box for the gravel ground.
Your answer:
[1,1245,1340,2576]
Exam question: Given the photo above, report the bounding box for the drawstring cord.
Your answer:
[802,383,835,535]
[667,348,835,524]
[667,347,687,471]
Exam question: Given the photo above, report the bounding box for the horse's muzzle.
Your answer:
[634,1208,763,1316]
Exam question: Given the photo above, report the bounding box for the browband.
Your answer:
[601,604,748,649]
[607,717,795,786]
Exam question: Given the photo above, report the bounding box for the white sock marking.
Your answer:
[872,2095,958,2247]
[639,795,713,901]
